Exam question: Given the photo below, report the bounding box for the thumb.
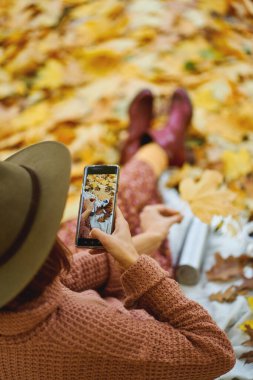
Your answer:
[90,228,110,246]
[168,214,183,226]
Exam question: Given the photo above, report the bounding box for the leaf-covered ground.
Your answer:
[1,0,253,370]
[1,0,253,221]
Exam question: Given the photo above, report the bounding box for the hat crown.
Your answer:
[0,162,33,261]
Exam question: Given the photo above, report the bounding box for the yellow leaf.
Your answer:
[81,47,122,76]
[198,0,230,15]
[179,170,239,223]
[222,149,253,181]
[13,102,50,130]
[193,110,249,143]
[130,26,157,43]
[73,9,128,45]
[247,296,253,312]
[34,59,64,90]
[52,97,89,123]
[192,79,232,111]
[206,115,245,143]
[237,101,253,132]
[240,320,253,332]
[167,164,203,188]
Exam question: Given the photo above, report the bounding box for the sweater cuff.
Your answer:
[121,255,167,308]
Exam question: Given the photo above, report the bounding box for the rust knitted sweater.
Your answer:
[0,252,235,379]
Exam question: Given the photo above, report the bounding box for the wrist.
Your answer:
[142,230,164,242]
[121,248,139,269]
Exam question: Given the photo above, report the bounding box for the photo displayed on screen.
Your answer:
[78,174,117,239]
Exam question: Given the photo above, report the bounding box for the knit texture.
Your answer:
[59,158,173,272]
[0,254,235,380]
[1,158,235,378]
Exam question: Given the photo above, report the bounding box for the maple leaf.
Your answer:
[243,174,253,199]
[12,102,51,131]
[53,125,76,145]
[222,149,253,182]
[239,350,253,364]
[237,278,253,294]
[34,59,65,90]
[179,170,239,224]
[206,252,251,282]
[192,79,232,112]
[242,324,253,347]
[198,0,230,15]
[166,164,202,188]
[238,304,253,363]
[209,286,237,303]
[209,277,253,303]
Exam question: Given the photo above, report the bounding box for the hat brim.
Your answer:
[0,141,71,308]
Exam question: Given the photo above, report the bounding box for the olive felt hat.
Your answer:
[0,141,71,308]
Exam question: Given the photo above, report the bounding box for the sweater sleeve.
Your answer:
[56,255,235,380]
[60,251,109,292]
[60,251,123,295]
[121,255,236,379]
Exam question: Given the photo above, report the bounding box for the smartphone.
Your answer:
[75,165,120,248]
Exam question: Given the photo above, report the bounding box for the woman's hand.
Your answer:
[84,198,95,212]
[90,207,139,269]
[140,204,183,241]
[132,232,165,256]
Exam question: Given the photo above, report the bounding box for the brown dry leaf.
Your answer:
[209,286,237,303]
[209,277,253,303]
[206,252,251,282]
[179,170,239,223]
[242,324,253,347]
[237,278,253,294]
[242,0,253,16]
[240,350,253,364]
[243,175,253,198]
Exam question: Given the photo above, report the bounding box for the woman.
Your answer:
[0,91,235,380]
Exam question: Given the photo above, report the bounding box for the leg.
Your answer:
[118,143,173,273]
[118,143,167,234]
[149,88,192,167]
[121,87,193,167]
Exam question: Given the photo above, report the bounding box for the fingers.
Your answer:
[115,207,125,221]
[168,213,183,225]
[90,228,110,247]
[114,207,128,230]
[144,204,181,217]
[155,204,181,216]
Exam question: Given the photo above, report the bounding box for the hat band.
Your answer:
[0,166,40,267]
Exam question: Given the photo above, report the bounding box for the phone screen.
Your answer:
[76,166,119,247]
